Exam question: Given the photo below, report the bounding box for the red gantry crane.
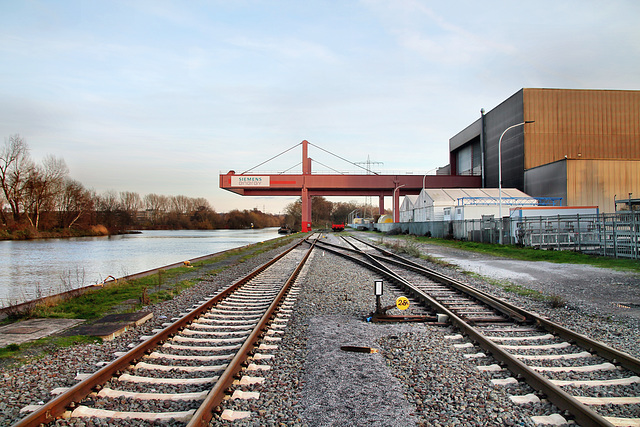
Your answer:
[219,140,481,232]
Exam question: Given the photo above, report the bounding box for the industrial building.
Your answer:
[446,88,640,213]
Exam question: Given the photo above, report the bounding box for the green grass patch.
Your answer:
[381,235,640,273]
[0,234,300,364]
[0,335,101,367]
[377,237,458,268]
[9,234,299,322]
[0,343,21,358]
[463,270,566,308]
[26,267,201,320]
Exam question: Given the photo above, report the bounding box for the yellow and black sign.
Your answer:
[396,296,410,311]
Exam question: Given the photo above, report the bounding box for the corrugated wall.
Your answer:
[566,159,640,212]
[523,89,640,169]
[484,89,525,189]
[524,160,568,203]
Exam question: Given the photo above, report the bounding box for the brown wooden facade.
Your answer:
[566,159,640,212]
[523,89,640,169]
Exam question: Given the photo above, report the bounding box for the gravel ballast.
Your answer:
[1,233,639,426]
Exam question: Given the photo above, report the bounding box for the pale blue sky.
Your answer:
[1,0,639,213]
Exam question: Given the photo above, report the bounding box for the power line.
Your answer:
[308,142,380,175]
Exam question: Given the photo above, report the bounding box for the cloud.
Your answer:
[362,0,514,66]
[229,36,339,63]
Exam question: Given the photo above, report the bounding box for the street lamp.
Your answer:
[422,168,438,190]
[348,209,359,225]
[393,184,406,223]
[498,120,535,244]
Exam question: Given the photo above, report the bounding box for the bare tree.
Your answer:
[0,192,7,224]
[192,197,213,211]
[144,193,169,223]
[97,190,120,211]
[24,155,68,229]
[57,178,93,228]
[311,196,332,225]
[170,195,191,214]
[0,134,34,222]
[120,191,142,219]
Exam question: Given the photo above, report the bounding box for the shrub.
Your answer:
[90,224,109,235]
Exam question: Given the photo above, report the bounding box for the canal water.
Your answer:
[0,228,280,307]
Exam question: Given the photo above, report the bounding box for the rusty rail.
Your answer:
[317,235,628,427]
[186,237,315,426]
[12,237,308,427]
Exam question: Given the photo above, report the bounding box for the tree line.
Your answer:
[1,134,382,239]
[0,134,282,239]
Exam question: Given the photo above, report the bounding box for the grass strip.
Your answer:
[0,234,300,365]
[0,335,101,365]
[6,234,300,322]
[375,233,640,273]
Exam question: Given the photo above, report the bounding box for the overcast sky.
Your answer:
[1,0,639,213]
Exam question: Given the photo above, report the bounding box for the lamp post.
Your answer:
[422,168,437,190]
[348,209,359,225]
[421,168,437,223]
[393,184,405,223]
[498,120,535,244]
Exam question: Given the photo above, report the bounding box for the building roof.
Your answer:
[402,195,419,205]
[421,188,535,207]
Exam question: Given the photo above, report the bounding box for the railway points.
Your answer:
[2,232,640,426]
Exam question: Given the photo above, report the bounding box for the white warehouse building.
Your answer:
[401,188,541,223]
[399,195,419,223]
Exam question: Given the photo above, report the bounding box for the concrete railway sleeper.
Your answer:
[13,235,317,427]
[314,234,640,427]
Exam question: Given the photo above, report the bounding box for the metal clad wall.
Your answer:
[566,159,640,212]
[484,89,525,189]
[523,160,568,203]
[523,89,640,169]
[450,118,482,152]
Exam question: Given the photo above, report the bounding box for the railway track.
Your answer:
[13,235,317,427]
[315,234,640,427]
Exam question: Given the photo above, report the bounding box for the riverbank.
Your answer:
[1,232,300,323]
[0,225,277,241]
[0,225,112,241]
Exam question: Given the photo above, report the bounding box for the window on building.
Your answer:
[456,140,481,176]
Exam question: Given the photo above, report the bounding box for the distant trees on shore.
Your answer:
[0,134,282,239]
[1,134,382,239]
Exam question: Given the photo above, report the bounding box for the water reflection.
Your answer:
[0,228,279,306]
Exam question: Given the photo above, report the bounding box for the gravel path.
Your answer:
[1,233,639,426]
[407,238,640,321]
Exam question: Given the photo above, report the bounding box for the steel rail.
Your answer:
[12,238,307,427]
[316,237,517,322]
[320,236,617,427]
[313,240,452,316]
[186,238,316,426]
[338,236,527,323]
[346,235,640,375]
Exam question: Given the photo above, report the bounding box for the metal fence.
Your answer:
[374,211,640,259]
